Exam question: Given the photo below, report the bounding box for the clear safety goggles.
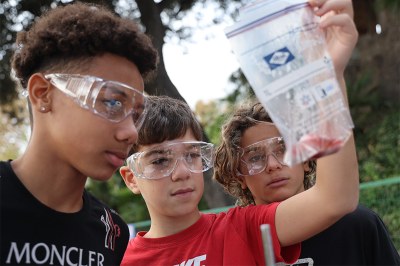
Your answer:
[45,73,147,126]
[238,137,287,176]
[127,141,214,179]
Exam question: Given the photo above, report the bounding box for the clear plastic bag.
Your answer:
[225,0,353,166]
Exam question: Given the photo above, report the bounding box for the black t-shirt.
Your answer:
[279,205,400,265]
[0,161,129,265]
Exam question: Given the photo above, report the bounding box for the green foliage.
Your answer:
[375,0,400,12]
[357,111,400,182]
[226,69,255,104]
[199,69,257,146]
[347,73,400,182]
[205,112,229,145]
[0,99,30,160]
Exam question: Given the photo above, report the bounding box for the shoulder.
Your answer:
[225,203,280,215]
[333,204,392,235]
[343,204,382,224]
[216,203,280,228]
[84,191,130,250]
[0,160,12,174]
[84,190,128,227]
[205,204,278,227]
[85,191,111,210]
[0,160,18,189]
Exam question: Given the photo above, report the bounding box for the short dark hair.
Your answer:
[11,2,158,88]
[131,95,203,153]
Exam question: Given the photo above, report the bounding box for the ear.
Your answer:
[303,161,311,172]
[27,73,53,113]
[120,166,141,195]
[238,175,248,190]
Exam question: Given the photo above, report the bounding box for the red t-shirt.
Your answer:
[122,203,300,265]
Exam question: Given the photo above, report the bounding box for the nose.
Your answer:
[115,116,139,145]
[265,154,283,173]
[170,157,191,181]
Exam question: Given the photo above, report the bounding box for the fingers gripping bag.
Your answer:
[224,0,354,166]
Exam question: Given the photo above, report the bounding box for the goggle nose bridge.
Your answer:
[165,154,206,177]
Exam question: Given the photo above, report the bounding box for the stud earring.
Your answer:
[40,106,46,112]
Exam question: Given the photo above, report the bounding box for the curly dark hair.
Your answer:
[130,95,203,154]
[213,100,316,207]
[11,2,158,88]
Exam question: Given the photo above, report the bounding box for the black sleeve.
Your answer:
[298,204,399,265]
[357,205,400,265]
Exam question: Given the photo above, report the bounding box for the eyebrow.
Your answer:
[142,143,202,158]
[244,137,284,151]
[142,149,171,159]
[102,84,130,98]
[243,146,264,154]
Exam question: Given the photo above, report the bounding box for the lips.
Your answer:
[105,151,128,168]
[171,188,194,196]
[267,177,289,188]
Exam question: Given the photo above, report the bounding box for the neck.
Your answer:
[11,141,86,213]
[145,210,201,238]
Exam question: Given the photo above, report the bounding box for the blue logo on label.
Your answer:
[264,47,295,70]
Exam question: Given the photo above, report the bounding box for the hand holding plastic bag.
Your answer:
[225,0,355,166]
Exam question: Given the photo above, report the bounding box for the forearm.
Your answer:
[315,131,359,214]
[317,71,358,207]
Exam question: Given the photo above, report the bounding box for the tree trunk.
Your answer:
[349,0,400,102]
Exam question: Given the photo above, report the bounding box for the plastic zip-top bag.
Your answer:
[225,0,354,166]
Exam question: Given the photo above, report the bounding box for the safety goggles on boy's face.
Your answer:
[238,137,287,176]
[44,73,147,126]
[126,141,214,179]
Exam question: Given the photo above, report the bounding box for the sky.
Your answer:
[162,18,240,109]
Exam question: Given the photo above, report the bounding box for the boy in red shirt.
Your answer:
[120,95,301,265]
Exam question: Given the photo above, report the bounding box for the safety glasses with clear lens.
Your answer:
[45,73,147,126]
[238,137,287,176]
[127,141,214,179]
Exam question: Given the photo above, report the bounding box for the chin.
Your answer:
[88,169,117,181]
[266,195,288,203]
